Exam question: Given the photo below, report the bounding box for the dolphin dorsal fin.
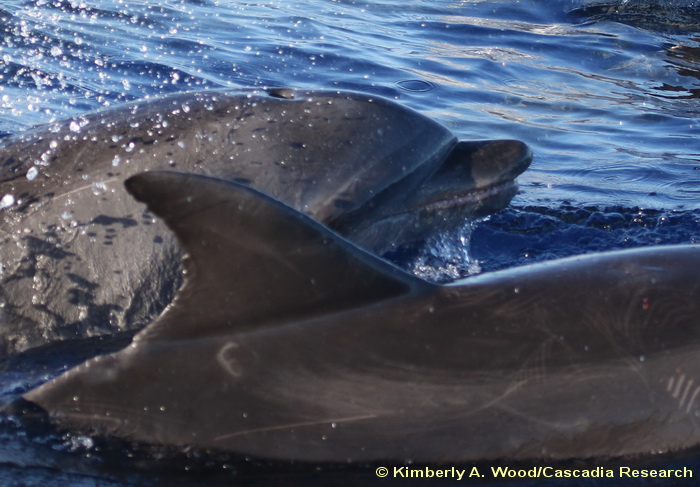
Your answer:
[125,171,425,342]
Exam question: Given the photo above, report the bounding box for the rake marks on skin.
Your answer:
[667,372,700,414]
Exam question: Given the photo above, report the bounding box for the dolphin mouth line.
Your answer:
[420,178,517,213]
[363,178,518,229]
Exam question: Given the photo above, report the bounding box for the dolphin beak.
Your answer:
[408,139,532,215]
[328,139,532,255]
[468,140,532,186]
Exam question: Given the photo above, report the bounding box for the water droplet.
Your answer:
[26,167,39,180]
[92,182,107,195]
[1,194,15,209]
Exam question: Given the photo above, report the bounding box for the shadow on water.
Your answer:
[664,40,700,98]
[385,204,700,279]
[471,205,700,273]
[569,1,700,34]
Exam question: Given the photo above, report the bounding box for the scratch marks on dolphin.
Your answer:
[667,372,700,414]
[212,413,379,442]
[217,341,244,377]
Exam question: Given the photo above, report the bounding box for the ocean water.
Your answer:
[0,0,698,485]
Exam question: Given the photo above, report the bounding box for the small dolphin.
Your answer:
[0,89,530,355]
[13,171,700,463]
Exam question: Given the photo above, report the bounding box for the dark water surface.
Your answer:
[0,0,699,485]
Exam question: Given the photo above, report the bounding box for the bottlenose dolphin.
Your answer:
[0,88,531,355]
[12,171,700,463]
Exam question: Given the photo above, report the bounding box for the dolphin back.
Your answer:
[12,171,700,464]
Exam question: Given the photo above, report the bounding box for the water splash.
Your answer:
[409,220,482,283]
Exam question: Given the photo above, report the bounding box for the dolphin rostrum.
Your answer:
[0,88,531,355]
[12,171,700,463]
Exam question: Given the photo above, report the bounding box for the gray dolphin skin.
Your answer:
[15,171,700,463]
[0,88,531,356]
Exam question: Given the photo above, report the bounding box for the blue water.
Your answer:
[0,0,699,485]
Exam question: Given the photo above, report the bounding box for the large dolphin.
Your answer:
[11,171,700,463]
[0,88,531,355]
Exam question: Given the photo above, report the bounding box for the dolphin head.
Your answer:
[179,89,531,256]
[104,88,530,259]
[330,139,532,255]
